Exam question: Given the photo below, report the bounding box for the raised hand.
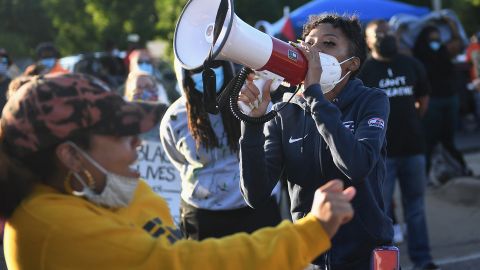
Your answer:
[310,179,356,238]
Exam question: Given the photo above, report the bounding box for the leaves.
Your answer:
[1,0,479,62]
[469,0,480,6]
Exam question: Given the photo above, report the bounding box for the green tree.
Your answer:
[0,0,55,59]
[41,0,97,56]
[43,0,159,56]
[155,0,188,61]
[83,0,159,50]
[468,0,480,6]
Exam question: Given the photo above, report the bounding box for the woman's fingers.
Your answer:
[243,83,259,101]
[246,72,256,81]
[238,93,250,104]
[262,79,272,103]
[318,179,344,193]
[342,186,356,201]
[296,41,311,60]
[294,40,322,89]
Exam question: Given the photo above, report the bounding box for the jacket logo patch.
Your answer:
[289,134,308,143]
[367,118,385,129]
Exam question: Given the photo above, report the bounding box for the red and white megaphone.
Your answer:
[174,0,307,86]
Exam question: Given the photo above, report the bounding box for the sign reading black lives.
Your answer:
[133,140,181,223]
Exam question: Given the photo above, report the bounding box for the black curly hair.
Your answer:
[302,13,367,78]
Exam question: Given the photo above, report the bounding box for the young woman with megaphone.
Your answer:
[238,14,394,270]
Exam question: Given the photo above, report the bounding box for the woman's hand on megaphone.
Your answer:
[296,41,322,90]
[238,73,272,117]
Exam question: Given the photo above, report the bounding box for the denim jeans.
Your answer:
[474,91,480,126]
[423,95,467,172]
[383,154,432,267]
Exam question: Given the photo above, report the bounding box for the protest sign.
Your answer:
[133,140,182,223]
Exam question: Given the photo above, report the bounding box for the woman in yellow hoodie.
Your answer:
[0,73,355,270]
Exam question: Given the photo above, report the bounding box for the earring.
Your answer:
[64,169,96,194]
[81,169,96,190]
[63,171,75,194]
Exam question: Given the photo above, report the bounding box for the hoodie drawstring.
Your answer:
[301,108,307,154]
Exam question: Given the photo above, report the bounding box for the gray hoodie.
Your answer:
[160,97,247,210]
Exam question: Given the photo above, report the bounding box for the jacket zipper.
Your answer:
[317,132,331,269]
[318,136,326,184]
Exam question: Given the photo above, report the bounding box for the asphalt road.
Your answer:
[397,151,480,270]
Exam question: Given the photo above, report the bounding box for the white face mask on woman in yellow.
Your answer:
[68,141,139,208]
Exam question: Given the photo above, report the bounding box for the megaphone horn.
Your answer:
[174,0,308,86]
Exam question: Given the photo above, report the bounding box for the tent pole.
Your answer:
[432,0,442,11]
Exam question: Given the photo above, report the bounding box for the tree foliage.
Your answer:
[154,0,188,61]
[41,0,97,56]
[0,0,479,62]
[0,0,55,58]
[42,0,159,56]
[468,0,480,6]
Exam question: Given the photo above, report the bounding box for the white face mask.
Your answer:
[319,53,354,94]
[68,142,139,208]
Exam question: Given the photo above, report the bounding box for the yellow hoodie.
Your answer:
[4,180,330,270]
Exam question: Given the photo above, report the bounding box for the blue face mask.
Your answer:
[0,63,7,76]
[138,63,154,75]
[429,41,441,51]
[191,66,224,93]
[39,58,56,69]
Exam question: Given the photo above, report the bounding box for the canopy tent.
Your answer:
[256,0,430,39]
[389,9,469,50]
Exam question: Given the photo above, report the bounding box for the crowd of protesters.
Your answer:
[0,11,479,270]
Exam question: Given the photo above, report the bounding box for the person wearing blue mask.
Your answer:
[127,49,180,103]
[160,60,282,240]
[137,59,154,75]
[413,23,473,181]
[190,66,224,94]
[129,49,156,75]
[29,42,68,75]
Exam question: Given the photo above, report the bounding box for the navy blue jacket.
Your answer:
[240,79,393,269]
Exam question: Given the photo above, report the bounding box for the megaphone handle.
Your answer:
[228,67,278,124]
[239,71,284,114]
[236,78,266,115]
[252,78,266,103]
